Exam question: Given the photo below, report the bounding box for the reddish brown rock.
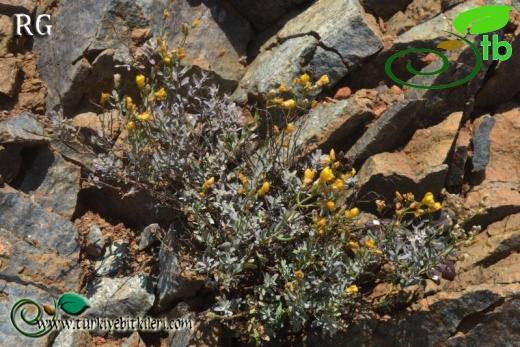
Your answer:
[334,86,352,100]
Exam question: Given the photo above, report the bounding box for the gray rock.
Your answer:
[0,113,46,144]
[0,186,79,256]
[472,115,495,172]
[157,224,203,310]
[226,0,308,30]
[0,280,56,347]
[232,35,318,104]
[393,13,450,48]
[51,330,92,347]
[361,0,413,19]
[278,0,383,68]
[293,96,374,158]
[0,227,80,294]
[86,274,155,318]
[346,99,426,161]
[311,47,349,88]
[0,144,22,183]
[138,223,161,251]
[86,224,105,257]
[94,241,128,276]
[164,314,195,347]
[0,56,20,98]
[13,146,80,219]
[121,332,146,347]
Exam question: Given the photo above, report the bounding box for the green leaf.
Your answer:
[453,5,512,35]
[57,293,90,316]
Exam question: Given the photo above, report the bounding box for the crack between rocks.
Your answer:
[449,296,505,337]
[278,31,321,45]
[317,42,350,70]
[0,273,65,297]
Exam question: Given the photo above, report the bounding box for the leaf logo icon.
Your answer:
[437,40,465,50]
[453,5,513,35]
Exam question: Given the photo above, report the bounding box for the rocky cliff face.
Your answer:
[1,0,519,346]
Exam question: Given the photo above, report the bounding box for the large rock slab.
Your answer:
[13,146,81,219]
[0,113,46,144]
[232,35,318,104]
[355,112,462,205]
[466,104,520,228]
[0,186,79,257]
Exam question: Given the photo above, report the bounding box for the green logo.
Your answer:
[385,5,513,89]
[10,293,90,337]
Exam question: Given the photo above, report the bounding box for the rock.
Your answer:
[465,105,520,228]
[334,87,352,100]
[310,46,348,88]
[393,13,450,48]
[86,224,105,257]
[0,0,37,13]
[0,144,22,183]
[292,95,374,158]
[0,185,79,257]
[346,99,426,161]
[164,314,195,347]
[70,111,122,144]
[82,183,177,227]
[279,0,382,73]
[50,139,98,173]
[36,0,250,116]
[231,35,318,104]
[0,113,46,144]
[471,115,495,172]
[0,57,20,98]
[12,146,81,219]
[475,34,520,107]
[86,274,155,318]
[446,125,471,187]
[0,280,57,346]
[156,224,203,310]
[0,227,80,294]
[121,332,146,347]
[52,330,93,347]
[361,0,413,19]
[386,0,442,36]
[138,223,161,250]
[226,0,308,30]
[355,112,462,207]
[0,15,13,56]
[94,241,128,276]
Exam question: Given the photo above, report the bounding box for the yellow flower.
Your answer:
[202,176,215,190]
[199,192,205,198]
[238,173,248,185]
[154,88,167,101]
[303,168,315,185]
[300,73,310,86]
[282,141,289,148]
[100,92,110,103]
[177,47,186,59]
[395,191,403,201]
[346,284,358,294]
[403,193,415,201]
[414,209,425,218]
[326,201,335,212]
[317,218,327,228]
[295,270,304,280]
[136,74,146,89]
[126,121,135,131]
[238,187,245,195]
[281,99,296,109]
[293,77,300,86]
[365,239,375,248]
[310,100,318,108]
[191,19,201,28]
[373,249,384,255]
[348,241,359,249]
[319,167,335,183]
[137,112,150,121]
[126,96,132,104]
[163,56,171,64]
[422,192,435,206]
[431,202,442,211]
[272,97,284,105]
[163,9,170,19]
[181,23,189,35]
[346,207,359,219]
[317,229,325,236]
[331,179,344,192]
[317,75,329,86]
[351,168,356,176]
[329,149,336,161]
[376,200,386,211]
[257,182,270,196]
[285,122,296,134]
[277,83,288,92]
